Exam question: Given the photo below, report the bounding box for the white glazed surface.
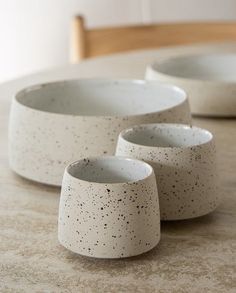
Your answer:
[58,156,160,259]
[116,124,220,220]
[146,53,236,116]
[9,79,191,186]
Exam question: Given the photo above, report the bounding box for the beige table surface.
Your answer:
[0,43,236,293]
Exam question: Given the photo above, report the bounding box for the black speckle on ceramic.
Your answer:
[9,79,191,186]
[116,123,220,220]
[58,156,160,258]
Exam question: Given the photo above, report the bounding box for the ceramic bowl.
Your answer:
[9,79,191,186]
[58,156,160,258]
[146,53,236,116]
[116,123,220,220]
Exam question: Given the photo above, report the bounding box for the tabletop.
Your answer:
[0,43,236,293]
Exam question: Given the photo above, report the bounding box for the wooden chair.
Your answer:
[70,15,236,63]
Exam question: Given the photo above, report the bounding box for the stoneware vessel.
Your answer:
[9,78,191,186]
[146,53,236,117]
[58,156,160,258]
[116,123,220,220]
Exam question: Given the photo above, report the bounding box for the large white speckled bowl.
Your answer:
[9,79,191,186]
[146,53,236,117]
[58,156,160,258]
[116,123,220,220]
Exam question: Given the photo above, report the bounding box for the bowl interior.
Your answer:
[153,54,236,82]
[121,124,212,148]
[67,156,152,183]
[16,79,186,116]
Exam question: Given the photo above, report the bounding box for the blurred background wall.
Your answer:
[1,0,236,82]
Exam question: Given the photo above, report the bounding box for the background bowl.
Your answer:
[146,53,236,117]
[9,79,191,186]
[58,156,160,258]
[116,123,220,220]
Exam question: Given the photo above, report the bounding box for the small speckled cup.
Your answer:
[58,156,160,258]
[116,124,220,220]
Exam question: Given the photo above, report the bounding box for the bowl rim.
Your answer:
[147,53,236,85]
[118,123,214,150]
[13,78,188,119]
[64,155,154,185]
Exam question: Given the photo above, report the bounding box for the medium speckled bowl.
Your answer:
[9,79,191,186]
[116,124,220,220]
[58,156,160,258]
[146,53,236,117]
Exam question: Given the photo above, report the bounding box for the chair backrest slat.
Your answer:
[71,16,236,62]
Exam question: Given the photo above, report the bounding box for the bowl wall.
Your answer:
[9,79,191,186]
[146,54,236,117]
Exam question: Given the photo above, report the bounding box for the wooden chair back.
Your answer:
[70,16,236,62]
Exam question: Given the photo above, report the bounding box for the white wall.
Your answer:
[0,0,236,82]
[147,0,236,22]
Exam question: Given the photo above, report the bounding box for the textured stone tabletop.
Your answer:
[0,43,236,292]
